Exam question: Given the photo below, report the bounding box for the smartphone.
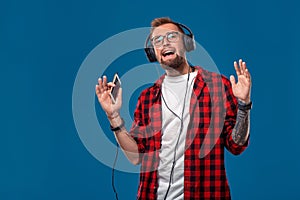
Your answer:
[110,73,121,104]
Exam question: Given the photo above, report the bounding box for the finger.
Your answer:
[95,85,102,99]
[242,61,247,75]
[116,88,122,105]
[239,59,244,74]
[243,60,247,70]
[242,61,249,78]
[245,68,251,81]
[230,75,236,86]
[234,61,241,76]
[95,84,100,93]
[95,85,99,94]
[98,79,106,94]
[107,82,115,86]
[103,75,107,88]
[98,78,103,89]
[107,82,116,88]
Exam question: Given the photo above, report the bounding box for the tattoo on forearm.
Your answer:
[232,109,250,145]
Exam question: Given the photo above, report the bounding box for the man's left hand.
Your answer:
[230,59,252,103]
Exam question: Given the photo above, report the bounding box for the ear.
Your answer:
[183,35,195,52]
[144,47,157,62]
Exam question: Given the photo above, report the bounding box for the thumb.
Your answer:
[117,88,122,105]
[230,75,236,86]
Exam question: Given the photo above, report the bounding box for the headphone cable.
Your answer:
[110,66,194,200]
[112,142,119,200]
[163,66,191,200]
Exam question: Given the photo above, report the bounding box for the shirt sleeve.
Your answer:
[129,92,149,157]
[222,76,249,155]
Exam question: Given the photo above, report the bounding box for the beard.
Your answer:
[160,53,185,69]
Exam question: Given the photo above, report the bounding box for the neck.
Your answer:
[164,60,191,77]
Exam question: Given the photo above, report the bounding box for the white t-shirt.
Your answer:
[157,71,197,200]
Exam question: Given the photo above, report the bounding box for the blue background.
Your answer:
[1,0,299,199]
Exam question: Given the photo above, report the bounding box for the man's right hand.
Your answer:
[95,75,122,119]
[95,76,140,165]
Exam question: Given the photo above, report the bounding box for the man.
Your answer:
[95,17,252,200]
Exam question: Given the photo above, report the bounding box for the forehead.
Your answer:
[152,23,181,37]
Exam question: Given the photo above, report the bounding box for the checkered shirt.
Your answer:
[129,66,249,200]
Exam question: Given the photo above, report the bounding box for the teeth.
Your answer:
[162,50,175,56]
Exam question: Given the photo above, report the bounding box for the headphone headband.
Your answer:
[175,22,194,39]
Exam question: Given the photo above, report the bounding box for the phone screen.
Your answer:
[110,73,121,104]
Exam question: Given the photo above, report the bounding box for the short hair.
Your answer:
[150,17,184,36]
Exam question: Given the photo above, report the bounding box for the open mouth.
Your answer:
[161,48,176,59]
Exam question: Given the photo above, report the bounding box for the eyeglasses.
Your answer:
[151,31,180,47]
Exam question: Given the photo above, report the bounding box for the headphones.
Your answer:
[144,22,196,62]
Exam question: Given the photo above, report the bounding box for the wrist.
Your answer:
[110,118,125,132]
[108,114,123,129]
[106,112,120,120]
[238,98,250,104]
[238,99,252,111]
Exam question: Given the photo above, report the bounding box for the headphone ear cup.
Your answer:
[144,47,157,62]
[183,35,196,52]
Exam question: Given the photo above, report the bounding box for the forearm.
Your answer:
[232,104,251,146]
[109,115,140,165]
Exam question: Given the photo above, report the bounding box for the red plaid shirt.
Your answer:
[129,66,249,200]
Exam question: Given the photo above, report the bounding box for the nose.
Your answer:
[162,35,170,46]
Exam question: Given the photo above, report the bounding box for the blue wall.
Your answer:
[1,0,299,199]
